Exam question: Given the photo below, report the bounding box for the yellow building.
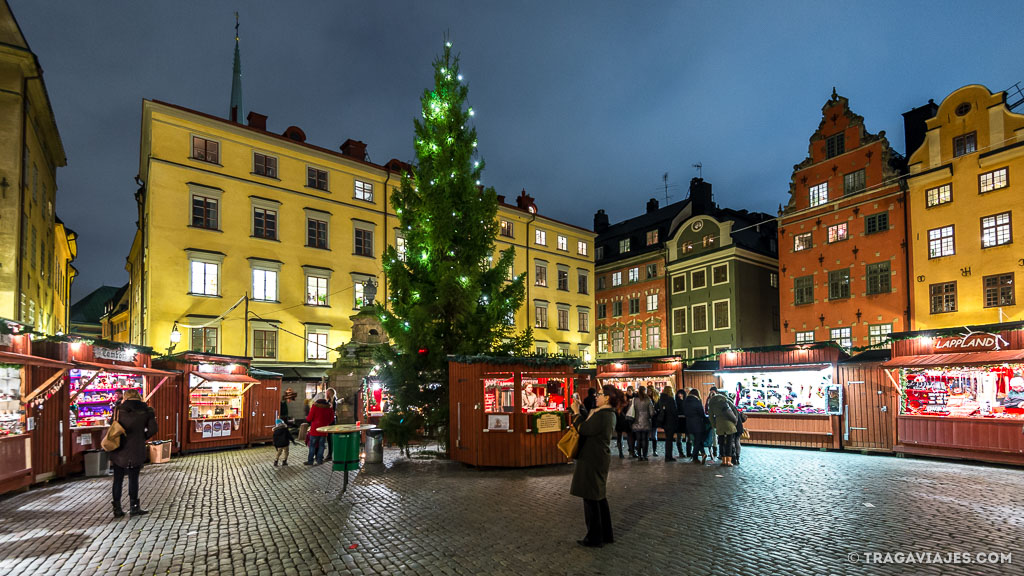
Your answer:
[100,283,129,342]
[495,190,596,362]
[0,2,68,333]
[906,84,1024,329]
[52,217,77,334]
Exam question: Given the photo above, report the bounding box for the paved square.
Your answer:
[1,444,1021,575]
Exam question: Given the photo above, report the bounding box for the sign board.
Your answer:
[933,332,1009,353]
[94,346,137,363]
[535,413,563,433]
[487,414,510,431]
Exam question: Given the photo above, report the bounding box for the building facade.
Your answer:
[779,91,909,350]
[906,84,1024,329]
[52,217,77,334]
[666,179,779,359]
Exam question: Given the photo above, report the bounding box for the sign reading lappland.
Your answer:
[94,346,137,363]
[535,412,563,433]
[933,332,1009,353]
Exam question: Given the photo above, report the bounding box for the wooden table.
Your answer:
[316,424,376,492]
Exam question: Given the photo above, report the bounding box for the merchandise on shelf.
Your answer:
[1,366,24,436]
[482,375,570,414]
[718,367,836,414]
[188,374,243,421]
[68,369,144,428]
[902,365,1024,419]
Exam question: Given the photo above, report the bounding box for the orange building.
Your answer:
[779,91,909,351]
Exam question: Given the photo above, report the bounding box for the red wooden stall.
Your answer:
[595,359,682,394]
[838,350,898,453]
[248,369,284,446]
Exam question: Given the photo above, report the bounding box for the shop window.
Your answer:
[629,298,640,315]
[927,225,955,258]
[691,269,707,290]
[535,229,547,246]
[253,152,278,178]
[794,232,812,252]
[307,217,329,249]
[611,331,624,353]
[647,264,658,279]
[306,275,329,306]
[902,365,1020,417]
[826,132,845,158]
[722,366,836,414]
[557,235,568,251]
[483,374,515,415]
[500,219,514,238]
[354,226,374,257]
[253,329,278,359]
[253,207,277,239]
[192,194,218,229]
[713,300,730,330]
[535,262,548,287]
[672,275,686,293]
[577,241,588,256]
[827,223,848,243]
[953,131,976,157]
[712,264,728,285]
[535,303,548,329]
[306,328,329,361]
[828,269,851,300]
[647,325,661,349]
[672,308,687,334]
[354,180,373,202]
[577,270,589,294]
[929,281,957,314]
[578,309,590,333]
[307,167,329,191]
[979,168,1008,193]
[628,328,642,350]
[843,169,865,195]
[619,238,630,253]
[191,327,218,354]
[251,267,278,302]
[829,327,852,350]
[691,303,708,332]
[868,324,892,347]
[68,369,144,428]
[925,184,952,208]
[795,331,814,344]
[628,267,639,283]
[596,304,606,320]
[646,294,658,312]
[597,333,608,354]
[612,301,622,317]
[611,272,622,286]
[864,212,888,235]
[192,136,219,163]
[794,275,814,305]
[557,269,569,291]
[866,262,891,295]
[983,273,1015,308]
[557,307,570,331]
[190,260,219,296]
[981,212,1012,248]
[809,182,828,207]
[646,230,659,245]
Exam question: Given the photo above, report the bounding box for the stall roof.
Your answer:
[72,360,179,377]
[597,370,676,378]
[881,350,1024,368]
[715,363,832,373]
[192,372,260,383]
[257,367,328,380]
[0,350,73,369]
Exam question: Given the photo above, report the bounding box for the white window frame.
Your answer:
[306,326,330,361]
[672,307,687,335]
[628,327,642,350]
[394,230,407,261]
[981,212,1012,248]
[691,268,707,290]
[611,330,624,353]
[307,165,329,191]
[712,298,731,330]
[830,327,852,350]
[646,293,658,312]
[534,300,548,329]
[711,263,729,286]
[647,325,661,349]
[809,182,828,207]
[597,333,608,354]
[354,180,374,202]
[611,272,622,286]
[253,151,278,178]
[619,238,630,253]
[691,303,708,333]
[926,184,952,208]
[304,266,332,307]
[868,324,892,347]
[189,184,222,230]
[187,250,223,296]
[795,331,815,344]
[927,225,955,258]
[628,267,639,283]
[500,219,514,238]
[535,229,547,246]
[691,346,709,359]
[794,232,812,252]
[351,272,377,309]
[535,261,548,287]
[577,241,588,256]
[557,235,568,251]
[251,320,279,360]
[979,168,1008,194]
[250,259,281,302]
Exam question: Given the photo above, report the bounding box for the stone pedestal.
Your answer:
[327,309,388,424]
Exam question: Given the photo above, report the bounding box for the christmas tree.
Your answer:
[377,39,531,446]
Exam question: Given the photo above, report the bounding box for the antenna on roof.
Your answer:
[692,162,702,179]
[663,172,670,204]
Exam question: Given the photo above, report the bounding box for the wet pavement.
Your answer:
[0,443,1021,575]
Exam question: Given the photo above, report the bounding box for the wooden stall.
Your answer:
[681,360,721,399]
[884,322,1024,466]
[838,350,898,453]
[595,359,682,394]
[247,369,284,446]
[449,357,577,468]
[715,344,846,450]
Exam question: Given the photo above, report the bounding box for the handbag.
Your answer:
[557,424,580,459]
[624,400,636,422]
[101,407,126,452]
[741,429,751,440]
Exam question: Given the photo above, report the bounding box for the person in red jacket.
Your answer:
[305,393,334,465]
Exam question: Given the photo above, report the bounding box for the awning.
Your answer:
[715,364,832,373]
[192,372,260,383]
[72,360,179,378]
[597,370,676,379]
[881,350,1024,368]
[258,367,328,380]
[0,350,72,369]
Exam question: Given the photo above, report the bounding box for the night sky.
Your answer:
[10,1,1024,302]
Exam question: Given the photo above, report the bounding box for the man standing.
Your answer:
[324,388,339,460]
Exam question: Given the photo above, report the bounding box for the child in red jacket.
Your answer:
[305,394,334,465]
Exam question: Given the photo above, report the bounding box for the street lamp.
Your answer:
[168,322,181,355]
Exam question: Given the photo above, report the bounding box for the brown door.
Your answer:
[843,377,897,451]
[248,380,279,443]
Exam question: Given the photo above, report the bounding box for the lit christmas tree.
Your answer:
[377,39,531,446]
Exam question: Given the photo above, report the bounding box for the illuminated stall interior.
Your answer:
[716,366,841,415]
[900,365,1024,418]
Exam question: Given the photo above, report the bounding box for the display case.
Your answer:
[901,366,1024,419]
[188,373,243,441]
[718,366,840,415]
[0,367,25,438]
[68,369,144,428]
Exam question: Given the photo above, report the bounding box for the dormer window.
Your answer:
[826,133,844,158]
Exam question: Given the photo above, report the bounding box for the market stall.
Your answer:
[359,375,391,426]
[838,350,898,453]
[449,357,577,467]
[595,360,681,394]
[884,322,1024,466]
[715,344,845,449]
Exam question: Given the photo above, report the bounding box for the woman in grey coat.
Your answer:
[570,384,623,548]
[630,390,655,461]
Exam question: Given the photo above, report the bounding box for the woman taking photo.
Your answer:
[570,384,622,548]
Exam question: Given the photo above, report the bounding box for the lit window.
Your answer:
[647,325,661,349]
[557,235,568,251]
[927,226,955,258]
[577,241,588,255]
[628,328,642,350]
[769,272,778,288]
[612,331,624,353]
[795,331,814,344]
[190,261,219,296]
[535,229,547,245]
[252,268,278,301]
[535,262,547,287]
[395,232,406,261]
[597,333,608,354]
[929,282,957,314]
[306,275,329,306]
[926,184,952,207]
[306,329,329,361]
[253,153,277,178]
[628,267,639,283]
[794,232,812,251]
[827,223,848,243]
[535,303,548,328]
[646,294,658,312]
[809,182,828,207]
[619,238,630,253]
[500,219,514,238]
[829,327,852,350]
[979,168,1008,193]
[981,212,1012,248]
[646,230,659,245]
[868,324,892,347]
[354,180,374,202]
[611,272,622,286]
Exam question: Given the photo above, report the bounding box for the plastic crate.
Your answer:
[147,441,171,464]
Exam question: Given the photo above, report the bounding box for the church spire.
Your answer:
[230,12,243,122]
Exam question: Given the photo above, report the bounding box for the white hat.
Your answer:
[313,392,326,402]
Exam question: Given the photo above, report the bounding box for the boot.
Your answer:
[130,500,149,517]
[112,502,125,518]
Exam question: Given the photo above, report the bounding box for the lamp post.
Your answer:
[168,321,181,355]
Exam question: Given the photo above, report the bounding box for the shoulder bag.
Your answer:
[101,407,126,452]
[624,400,636,423]
[557,424,580,459]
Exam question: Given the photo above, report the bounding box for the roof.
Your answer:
[882,349,1024,368]
[70,286,123,324]
[595,199,691,266]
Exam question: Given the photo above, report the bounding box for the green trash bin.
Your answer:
[331,432,361,472]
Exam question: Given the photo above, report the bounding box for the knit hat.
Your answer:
[275,419,284,426]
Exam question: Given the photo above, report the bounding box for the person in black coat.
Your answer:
[272,418,300,466]
[109,390,158,517]
[674,389,687,457]
[655,385,678,461]
[682,388,707,464]
[583,387,598,411]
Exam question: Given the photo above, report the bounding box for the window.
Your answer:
[929,282,957,314]
[500,219,514,238]
[253,207,277,239]
[535,303,548,328]
[647,264,658,279]
[628,267,639,283]
[628,328,642,350]
[619,238,630,253]
[647,325,661,349]
[692,347,709,359]
[646,294,658,312]
[557,308,570,331]
[827,223,848,243]
[354,180,373,202]
[981,212,1012,248]
[535,262,547,287]
[191,327,218,354]
[629,298,640,315]
[306,275,329,306]
[557,269,569,291]
[578,309,590,332]
[868,324,892,347]
[557,235,568,251]
[597,276,607,290]
[926,184,952,207]
[672,308,687,334]
[830,327,852,350]
[672,275,685,293]
[611,272,622,286]
[577,241,588,256]
[809,182,829,207]
[713,300,730,329]
[865,212,888,235]
[307,218,329,249]
[395,232,407,261]
[769,272,779,288]
[927,225,955,258]
[843,169,865,195]
[557,343,571,357]
[828,269,851,300]
[252,268,278,302]
[578,270,589,294]
[612,331,624,353]
[535,342,549,355]
[253,152,278,178]
[866,262,891,295]
[646,230,659,245]
[691,269,707,290]
[953,132,976,157]
[983,273,1015,307]
[979,168,1008,193]
[826,132,845,158]
[192,195,218,229]
[794,276,814,305]
[794,232,812,252]
[192,136,219,163]
[354,226,374,257]
[597,333,608,354]
[307,167,328,191]
[795,331,814,344]
[596,303,606,320]
[691,303,708,332]
[712,264,728,285]
[612,301,622,317]
[306,328,329,361]
[253,329,277,359]
[595,246,604,260]
[190,260,219,296]
[535,229,547,245]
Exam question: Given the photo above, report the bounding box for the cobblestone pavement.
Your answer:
[1,443,1022,576]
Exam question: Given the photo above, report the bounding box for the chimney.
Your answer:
[594,209,609,233]
[902,99,938,159]
[496,194,506,204]
[515,189,537,213]
[688,178,714,215]
[340,139,368,161]
[246,111,267,131]
[646,198,659,213]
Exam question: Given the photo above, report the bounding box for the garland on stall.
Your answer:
[527,410,568,434]
[447,353,582,368]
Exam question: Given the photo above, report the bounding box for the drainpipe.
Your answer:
[900,178,912,331]
[382,168,391,303]
[17,75,40,323]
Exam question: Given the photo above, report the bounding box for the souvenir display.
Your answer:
[902,366,1024,419]
[719,368,834,414]
[68,369,143,428]
[0,367,24,437]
